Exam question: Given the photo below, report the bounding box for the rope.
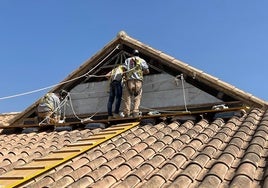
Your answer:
[0,44,121,101]
[37,73,190,124]
[68,92,104,123]
[38,95,69,125]
[67,75,189,117]
[67,93,83,121]
[180,74,189,112]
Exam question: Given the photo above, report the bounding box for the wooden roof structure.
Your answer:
[8,31,268,127]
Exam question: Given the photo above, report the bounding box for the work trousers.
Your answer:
[107,80,122,116]
[122,79,142,117]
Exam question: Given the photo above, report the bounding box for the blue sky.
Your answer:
[0,1,267,113]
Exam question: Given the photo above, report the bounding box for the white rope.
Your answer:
[67,93,83,121]
[0,44,121,101]
[38,95,69,125]
[68,92,104,123]
[0,74,86,101]
[37,73,190,124]
[180,74,189,112]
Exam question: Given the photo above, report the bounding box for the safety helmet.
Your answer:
[132,49,139,55]
[59,89,68,97]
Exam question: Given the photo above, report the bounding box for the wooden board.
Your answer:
[0,106,247,129]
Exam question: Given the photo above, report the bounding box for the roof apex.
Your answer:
[117,30,128,39]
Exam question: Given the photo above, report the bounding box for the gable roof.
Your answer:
[1,31,268,187]
[7,31,268,127]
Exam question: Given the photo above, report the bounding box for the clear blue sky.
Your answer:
[0,1,267,113]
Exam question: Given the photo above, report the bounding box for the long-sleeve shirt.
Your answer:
[37,93,61,116]
[123,56,149,81]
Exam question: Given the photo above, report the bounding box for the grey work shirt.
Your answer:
[123,56,149,81]
[38,93,61,116]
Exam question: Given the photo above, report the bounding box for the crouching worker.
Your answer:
[37,92,61,125]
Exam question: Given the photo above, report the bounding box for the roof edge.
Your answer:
[118,31,268,109]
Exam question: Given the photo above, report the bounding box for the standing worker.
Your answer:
[37,92,62,124]
[106,64,124,120]
[122,49,149,118]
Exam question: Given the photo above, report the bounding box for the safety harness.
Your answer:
[110,65,124,82]
[125,57,144,96]
[125,57,144,81]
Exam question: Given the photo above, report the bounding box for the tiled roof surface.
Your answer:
[0,112,19,127]
[0,108,268,187]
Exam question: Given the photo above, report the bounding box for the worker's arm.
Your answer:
[143,68,150,75]
[105,71,112,79]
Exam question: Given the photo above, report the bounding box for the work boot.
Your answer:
[113,113,120,119]
[122,112,131,118]
[133,111,142,118]
[108,116,114,120]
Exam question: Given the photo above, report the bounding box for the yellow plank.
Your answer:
[0,122,140,188]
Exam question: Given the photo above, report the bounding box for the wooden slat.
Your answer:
[14,166,45,170]
[34,157,64,161]
[0,122,140,188]
[67,142,94,147]
[78,136,106,141]
[94,132,117,135]
[52,149,81,153]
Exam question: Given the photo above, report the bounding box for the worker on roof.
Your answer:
[106,64,125,120]
[122,49,149,118]
[37,92,62,124]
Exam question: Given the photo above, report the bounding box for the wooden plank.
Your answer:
[101,127,125,131]
[34,157,64,161]
[67,142,94,147]
[0,122,140,188]
[78,136,106,141]
[94,132,117,136]
[14,166,45,170]
[0,106,247,129]
[52,149,81,153]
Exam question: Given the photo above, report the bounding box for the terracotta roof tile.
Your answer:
[2,108,268,187]
[150,140,166,153]
[172,175,195,188]
[114,174,140,188]
[146,154,166,168]
[87,156,108,170]
[27,176,55,188]
[156,163,178,181]
[49,175,75,188]
[68,176,94,188]
[0,112,19,127]
[138,148,155,160]
[102,156,125,170]
[209,162,229,182]
[199,175,222,188]
[120,148,138,161]
[141,174,166,188]
[42,165,74,185]
[192,154,211,168]
[91,175,117,188]
[230,175,254,188]
[104,163,132,180]
[85,165,111,182]
[125,155,145,170]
